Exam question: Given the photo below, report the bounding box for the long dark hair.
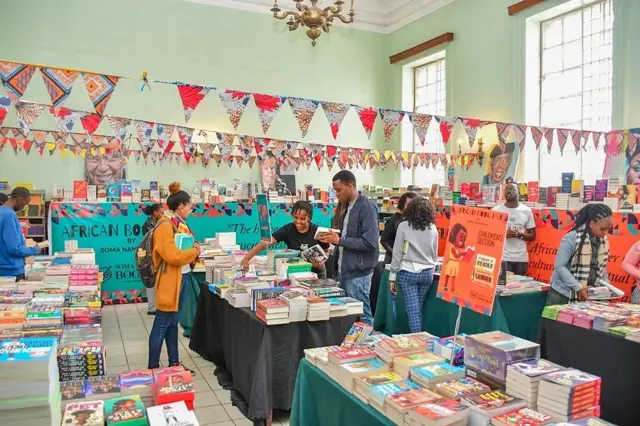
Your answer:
[403,197,435,231]
[398,192,417,211]
[570,203,612,260]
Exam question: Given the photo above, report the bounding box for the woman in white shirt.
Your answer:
[389,197,439,333]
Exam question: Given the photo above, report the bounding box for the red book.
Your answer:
[408,398,469,423]
[528,182,539,202]
[492,408,552,425]
[256,299,289,311]
[327,347,375,364]
[469,182,480,200]
[73,181,88,201]
[154,371,195,409]
[460,183,471,197]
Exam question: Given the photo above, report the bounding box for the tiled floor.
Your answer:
[102,302,290,426]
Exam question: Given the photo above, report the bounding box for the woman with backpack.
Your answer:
[142,203,164,315]
[148,182,200,375]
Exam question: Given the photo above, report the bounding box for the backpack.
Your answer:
[135,221,175,288]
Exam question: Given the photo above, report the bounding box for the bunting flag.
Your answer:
[368,150,379,169]
[51,131,68,146]
[419,153,430,169]
[379,109,405,143]
[253,93,286,134]
[12,129,26,153]
[216,132,235,159]
[14,101,45,133]
[0,61,37,102]
[135,120,155,152]
[200,143,215,167]
[581,131,592,150]
[495,122,512,149]
[218,90,250,130]
[80,113,102,135]
[107,116,131,144]
[556,129,569,154]
[543,128,555,153]
[337,150,349,169]
[408,113,433,146]
[0,95,11,126]
[431,153,440,169]
[31,130,48,156]
[176,126,194,163]
[606,132,623,155]
[321,102,349,140]
[238,136,255,161]
[325,145,338,171]
[254,137,270,160]
[89,134,105,147]
[70,132,87,146]
[356,148,367,169]
[354,106,378,140]
[530,126,543,150]
[248,156,257,169]
[570,130,581,154]
[628,133,639,155]
[82,73,119,117]
[155,123,175,150]
[513,124,527,150]
[436,116,458,144]
[177,84,211,123]
[462,118,482,147]
[40,68,79,107]
[592,131,603,150]
[50,106,78,134]
[288,97,319,138]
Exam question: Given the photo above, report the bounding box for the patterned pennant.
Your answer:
[379,109,405,143]
[40,68,79,107]
[79,113,102,135]
[314,152,324,170]
[368,150,380,169]
[419,153,430,169]
[155,123,175,150]
[495,122,513,148]
[606,133,623,155]
[31,130,48,156]
[399,151,411,169]
[353,106,378,140]
[90,135,105,147]
[543,128,555,153]
[431,153,440,169]
[580,131,592,150]
[0,61,36,102]
[200,143,215,167]
[439,153,448,168]
[461,118,482,148]
[337,150,348,169]
[239,136,255,161]
[325,145,338,171]
[82,73,119,117]
[530,126,543,150]
[0,95,11,126]
[253,137,271,160]
[223,154,235,168]
[135,120,155,152]
[176,126,195,162]
[12,129,26,153]
[177,84,211,123]
[288,97,319,138]
[355,148,367,169]
[556,129,569,154]
[570,130,581,154]
[513,124,527,151]
[321,102,349,140]
[218,90,250,130]
[436,116,458,144]
[216,132,236,159]
[411,153,420,169]
[50,106,78,134]
[254,93,286,134]
[248,156,257,169]
[107,116,131,144]
[408,113,433,146]
[50,131,68,146]
[15,101,45,132]
[70,132,87,146]
[592,131,603,150]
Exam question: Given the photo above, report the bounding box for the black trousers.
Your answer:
[504,261,528,275]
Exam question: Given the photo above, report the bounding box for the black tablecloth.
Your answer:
[538,318,640,426]
[189,283,358,422]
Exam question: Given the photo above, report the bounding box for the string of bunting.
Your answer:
[0,100,480,171]
[0,59,635,155]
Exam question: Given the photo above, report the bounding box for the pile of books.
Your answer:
[432,334,466,366]
[105,394,148,425]
[375,335,430,365]
[541,301,640,336]
[147,400,200,426]
[61,401,104,426]
[327,346,377,381]
[327,297,349,317]
[462,390,527,425]
[24,294,64,333]
[392,352,444,379]
[315,286,346,299]
[505,359,563,410]
[250,287,286,311]
[153,368,196,410]
[306,296,330,321]
[68,264,100,293]
[338,297,364,315]
[120,369,155,407]
[368,379,421,414]
[410,362,465,389]
[57,340,105,381]
[341,322,373,348]
[336,357,389,392]
[303,345,341,373]
[279,290,308,322]
[385,388,443,425]
[405,399,469,426]
[435,377,491,400]
[537,369,601,422]
[0,302,27,332]
[353,371,404,404]
[256,299,290,325]
[225,289,251,308]
[491,407,553,426]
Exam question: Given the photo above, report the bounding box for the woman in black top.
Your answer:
[380,192,417,264]
[241,201,330,278]
[142,203,164,235]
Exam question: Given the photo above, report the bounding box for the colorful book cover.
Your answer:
[342,321,372,348]
[561,173,574,193]
[571,179,584,197]
[62,401,104,426]
[387,388,443,409]
[0,337,56,362]
[527,182,539,202]
[97,184,107,201]
[341,358,387,374]
[507,358,563,378]
[370,380,420,401]
[120,181,132,199]
[86,375,121,396]
[358,372,403,387]
[547,186,560,207]
[120,369,154,390]
[412,362,464,379]
[469,182,480,200]
[87,185,97,202]
[583,185,595,203]
[518,183,529,201]
[150,181,159,191]
[411,398,468,421]
[594,179,608,201]
[607,176,623,197]
[541,369,601,390]
[463,390,519,410]
[156,371,194,396]
[105,395,146,424]
[61,380,88,400]
[73,180,88,201]
[492,407,552,425]
[460,183,471,197]
[141,189,151,202]
[435,376,490,398]
[328,347,375,362]
[106,183,120,199]
[619,184,636,210]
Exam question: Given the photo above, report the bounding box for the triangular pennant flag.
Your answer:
[368,150,380,169]
[435,116,458,144]
[353,106,378,140]
[107,116,131,144]
[176,126,194,161]
[288,97,319,138]
[50,131,68,146]
[337,150,348,170]
[46,142,56,156]
[82,73,119,117]
[80,113,102,135]
[556,129,569,154]
[254,93,286,134]
[431,153,440,169]
[495,122,513,148]
[592,131,603,150]
[379,109,405,143]
[248,156,257,169]
[0,61,36,102]
[218,90,250,130]
[439,153,448,168]
[135,120,155,152]
[580,131,592,150]
[399,151,411,169]
[177,84,211,123]
[419,153,430,169]
[321,102,349,140]
[238,136,255,161]
[155,123,175,150]
[210,153,221,167]
[461,118,482,148]
[40,68,79,107]
[253,137,271,158]
[31,130,48,156]
[70,133,87,146]
[325,147,337,171]
[0,95,12,126]
[12,129,26,153]
[628,133,639,155]
[513,124,527,151]
[50,106,78,134]
[530,126,543,150]
[150,152,159,165]
[408,113,433,146]
[570,130,581,154]
[15,101,45,132]
[606,133,622,155]
[216,132,236,158]
[90,134,105,147]
[235,155,245,169]
[355,148,367,169]
[411,153,420,169]
[223,154,235,168]
[543,128,555,153]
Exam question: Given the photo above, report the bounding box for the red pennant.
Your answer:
[461,118,482,147]
[542,128,555,153]
[556,129,569,154]
[177,84,211,123]
[592,131,603,150]
[580,131,592,150]
[354,106,378,140]
[530,126,543,150]
[569,130,581,154]
[80,113,102,135]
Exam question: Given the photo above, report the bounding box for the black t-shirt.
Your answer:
[272,223,330,275]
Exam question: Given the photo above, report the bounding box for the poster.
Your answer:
[437,206,508,316]
[49,202,334,303]
[602,128,640,184]
[256,194,272,242]
[482,142,519,185]
[84,148,127,185]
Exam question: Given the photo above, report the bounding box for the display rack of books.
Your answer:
[15,190,47,241]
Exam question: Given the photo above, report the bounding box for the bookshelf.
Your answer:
[16,190,47,241]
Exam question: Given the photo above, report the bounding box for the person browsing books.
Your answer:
[380,192,417,265]
[492,182,536,275]
[319,170,379,325]
[621,241,640,304]
[388,197,439,333]
[241,200,330,278]
[547,204,612,305]
[0,187,43,280]
[148,182,200,375]
[142,203,164,316]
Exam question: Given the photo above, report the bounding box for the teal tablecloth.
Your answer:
[373,270,548,341]
[179,272,205,338]
[290,359,394,426]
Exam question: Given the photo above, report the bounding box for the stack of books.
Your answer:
[432,334,466,366]
[71,249,96,265]
[256,299,290,325]
[225,289,251,308]
[462,390,526,425]
[435,377,491,400]
[555,193,570,210]
[385,388,443,425]
[406,399,469,425]
[280,290,307,322]
[336,297,364,315]
[506,359,563,410]
[105,394,148,425]
[336,358,389,392]
[250,287,286,311]
[296,278,339,290]
[60,379,88,411]
[410,362,465,389]
[491,407,552,426]
[68,265,100,294]
[353,371,404,403]
[147,401,200,426]
[24,295,64,332]
[120,370,155,407]
[154,369,196,410]
[315,287,346,299]
[306,296,330,321]
[0,303,27,332]
[392,352,445,379]
[303,345,341,373]
[85,375,121,401]
[375,335,430,365]
[326,297,348,317]
[61,401,104,426]
[341,322,373,348]
[537,369,601,422]
[326,347,376,380]
[368,379,421,414]
[57,340,105,381]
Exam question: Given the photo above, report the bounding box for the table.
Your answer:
[374,270,548,341]
[188,284,358,422]
[538,318,640,426]
[290,359,393,426]
[179,272,205,338]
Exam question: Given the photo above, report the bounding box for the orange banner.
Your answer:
[436,206,508,316]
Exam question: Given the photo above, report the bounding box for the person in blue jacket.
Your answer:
[0,187,40,280]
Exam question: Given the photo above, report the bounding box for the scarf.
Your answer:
[164,210,194,236]
[570,224,609,291]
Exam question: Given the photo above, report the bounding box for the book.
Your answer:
[97,184,107,202]
[61,379,88,401]
[147,401,199,426]
[435,376,491,400]
[300,244,328,264]
[105,395,147,425]
[561,173,574,194]
[106,183,120,200]
[583,185,595,203]
[408,398,469,425]
[528,182,539,203]
[87,185,97,202]
[571,179,584,198]
[386,388,444,425]
[73,181,88,201]
[86,375,121,400]
[368,379,421,407]
[462,389,525,412]
[141,189,151,202]
[594,179,608,201]
[62,400,104,426]
[410,362,465,388]
[341,321,373,348]
[120,181,132,203]
[491,407,553,425]
[328,347,376,365]
[174,234,195,250]
[314,227,340,239]
[393,352,445,379]
[154,370,195,408]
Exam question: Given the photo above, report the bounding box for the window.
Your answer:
[412,58,446,187]
[536,0,613,186]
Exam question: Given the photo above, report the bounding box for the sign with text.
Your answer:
[256,194,272,243]
[437,206,508,316]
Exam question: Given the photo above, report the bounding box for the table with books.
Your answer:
[374,270,548,341]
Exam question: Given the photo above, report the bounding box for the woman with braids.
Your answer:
[547,204,613,305]
[388,197,439,333]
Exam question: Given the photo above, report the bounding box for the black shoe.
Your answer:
[170,362,197,377]
[147,311,156,316]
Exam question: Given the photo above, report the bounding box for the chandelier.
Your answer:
[270,0,356,47]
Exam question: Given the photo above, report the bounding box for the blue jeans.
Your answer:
[396,268,434,333]
[148,273,188,368]
[341,273,374,325]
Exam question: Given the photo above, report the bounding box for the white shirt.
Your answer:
[492,203,535,263]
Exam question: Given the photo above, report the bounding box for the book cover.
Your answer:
[460,182,471,197]
[620,184,636,210]
[86,375,121,396]
[463,390,519,410]
[105,395,146,424]
[300,244,328,264]
[561,173,574,193]
[518,183,529,201]
[146,401,196,426]
[507,359,563,378]
[527,182,539,202]
[0,337,56,362]
[571,179,584,197]
[141,189,151,202]
[97,184,107,202]
[539,187,547,205]
[174,234,195,250]
[87,185,97,202]
[328,347,375,363]
[341,358,387,374]
[411,398,468,421]
[150,181,159,191]
[342,321,373,348]
[541,369,601,390]
[63,401,104,426]
[469,182,480,200]
[492,407,552,425]
[73,180,88,201]
[106,183,121,199]
[387,388,443,409]
[61,380,88,400]
[412,362,464,379]
[607,176,623,197]
[594,179,608,201]
[435,376,490,399]
[120,370,154,390]
[583,185,595,203]
[357,372,403,387]
[547,186,560,207]
[156,370,194,396]
[369,380,420,402]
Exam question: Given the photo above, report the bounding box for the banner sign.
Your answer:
[49,202,334,304]
[437,206,508,316]
[256,194,272,243]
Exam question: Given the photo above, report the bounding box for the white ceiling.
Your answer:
[183,0,456,33]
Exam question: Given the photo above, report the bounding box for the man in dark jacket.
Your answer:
[320,171,379,325]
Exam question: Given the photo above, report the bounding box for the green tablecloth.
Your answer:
[179,272,205,338]
[373,270,548,341]
[290,359,394,426]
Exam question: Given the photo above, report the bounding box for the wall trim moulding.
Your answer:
[182,0,457,34]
